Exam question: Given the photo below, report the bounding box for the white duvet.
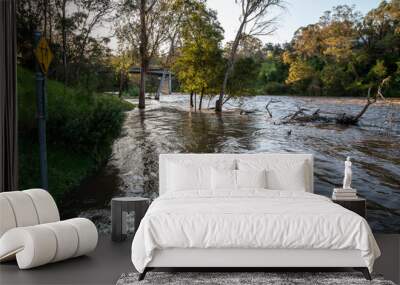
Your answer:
[131,190,380,273]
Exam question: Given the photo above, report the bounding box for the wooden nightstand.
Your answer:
[332,197,366,218]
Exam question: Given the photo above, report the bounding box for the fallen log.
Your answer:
[279,77,390,126]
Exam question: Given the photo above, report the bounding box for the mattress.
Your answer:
[131,190,380,273]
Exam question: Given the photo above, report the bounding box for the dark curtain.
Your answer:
[0,0,18,192]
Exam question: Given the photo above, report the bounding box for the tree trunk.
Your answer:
[199,87,204,110]
[194,93,197,111]
[123,71,128,93]
[119,69,123,98]
[48,1,53,45]
[215,19,246,112]
[138,0,147,109]
[190,91,194,108]
[61,0,67,86]
[43,0,48,38]
[139,62,146,109]
[207,96,212,108]
[353,101,372,122]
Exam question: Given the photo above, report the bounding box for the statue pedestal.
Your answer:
[332,188,358,200]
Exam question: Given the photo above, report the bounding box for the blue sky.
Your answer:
[207,0,381,44]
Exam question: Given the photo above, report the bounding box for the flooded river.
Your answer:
[61,95,400,233]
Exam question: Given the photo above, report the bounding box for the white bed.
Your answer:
[131,153,380,280]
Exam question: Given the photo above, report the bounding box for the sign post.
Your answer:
[34,31,53,190]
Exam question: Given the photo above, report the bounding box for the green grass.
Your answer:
[18,66,134,201]
[18,140,94,200]
[122,86,139,98]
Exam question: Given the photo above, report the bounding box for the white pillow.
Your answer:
[168,163,211,191]
[266,162,306,191]
[211,168,237,191]
[236,169,267,189]
[237,159,307,191]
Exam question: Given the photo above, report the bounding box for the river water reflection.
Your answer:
[61,95,400,233]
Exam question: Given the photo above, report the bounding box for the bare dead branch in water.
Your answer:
[265,99,280,118]
[237,98,281,116]
[281,107,309,121]
[336,77,390,124]
[279,77,391,126]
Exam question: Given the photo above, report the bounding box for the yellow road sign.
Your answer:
[35,37,53,74]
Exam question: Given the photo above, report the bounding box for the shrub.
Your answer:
[263,82,289,95]
[122,85,139,98]
[17,66,134,200]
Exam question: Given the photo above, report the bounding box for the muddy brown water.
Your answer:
[60,95,400,234]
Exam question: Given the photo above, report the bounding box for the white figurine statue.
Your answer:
[343,156,352,189]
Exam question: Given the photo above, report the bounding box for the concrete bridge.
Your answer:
[128,67,173,99]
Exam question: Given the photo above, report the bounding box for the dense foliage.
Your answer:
[173,0,400,98]
[236,1,400,97]
[173,0,225,108]
[282,1,400,97]
[18,67,133,200]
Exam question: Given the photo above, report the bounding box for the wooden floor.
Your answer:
[0,234,398,285]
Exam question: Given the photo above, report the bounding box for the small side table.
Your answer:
[332,197,366,218]
[111,197,150,242]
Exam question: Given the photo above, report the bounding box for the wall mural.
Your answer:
[17,0,399,234]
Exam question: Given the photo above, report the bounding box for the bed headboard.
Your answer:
[159,153,314,195]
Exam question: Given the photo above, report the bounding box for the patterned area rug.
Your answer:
[116,272,395,285]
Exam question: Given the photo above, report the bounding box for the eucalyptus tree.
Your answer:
[53,0,115,84]
[215,0,285,112]
[117,0,174,109]
[111,42,136,97]
[17,0,116,87]
[55,0,70,84]
[70,0,115,80]
[173,0,224,110]
[17,0,51,67]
